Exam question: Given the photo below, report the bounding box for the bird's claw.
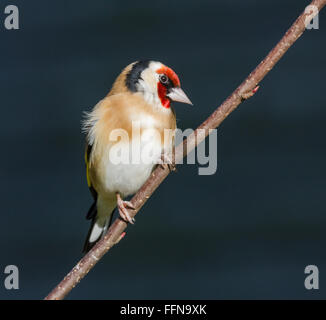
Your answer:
[116,194,135,224]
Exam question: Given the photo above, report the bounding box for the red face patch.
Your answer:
[156,66,180,87]
[157,82,170,109]
[156,65,180,109]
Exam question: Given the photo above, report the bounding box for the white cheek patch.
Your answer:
[138,68,157,94]
[136,68,161,107]
[136,61,171,112]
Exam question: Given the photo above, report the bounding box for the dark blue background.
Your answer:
[0,0,325,299]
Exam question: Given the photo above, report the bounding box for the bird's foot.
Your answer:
[116,193,135,224]
[157,153,177,172]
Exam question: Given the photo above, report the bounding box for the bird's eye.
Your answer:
[159,74,169,84]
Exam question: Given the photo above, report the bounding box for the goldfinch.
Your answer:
[82,60,192,253]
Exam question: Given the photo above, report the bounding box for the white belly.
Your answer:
[105,159,156,197]
[103,131,164,197]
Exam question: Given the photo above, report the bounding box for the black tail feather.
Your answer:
[86,201,97,220]
[82,217,98,254]
[82,207,116,255]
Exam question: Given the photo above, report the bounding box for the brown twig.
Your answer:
[45,0,325,300]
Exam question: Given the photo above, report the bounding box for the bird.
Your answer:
[82,60,192,253]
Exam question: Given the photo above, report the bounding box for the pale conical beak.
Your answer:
[167,87,193,105]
